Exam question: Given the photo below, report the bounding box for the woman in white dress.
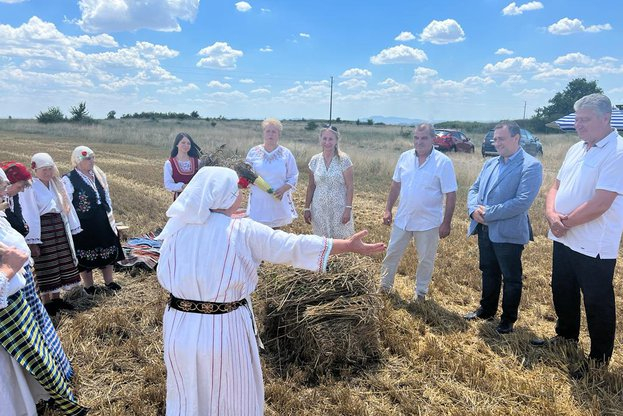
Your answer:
[245,118,298,228]
[304,125,355,238]
[156,167,384,416]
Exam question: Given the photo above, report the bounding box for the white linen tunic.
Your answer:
[245,145,299,227]
[158,214,331,416]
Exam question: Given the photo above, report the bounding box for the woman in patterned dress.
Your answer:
[62,146,124,295]
[245,118,299,228]
[303,125,355,238]
[20,153,82,315]
[156,166,384,416]
[2,161,32,237]
[164,132,202,200]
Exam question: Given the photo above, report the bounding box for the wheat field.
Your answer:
[1,119,622,416]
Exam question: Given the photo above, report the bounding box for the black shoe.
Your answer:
[530,335,578,347]
[496,320,514,334]
[84,285,97,296]
[54,298,75,310]
[463,308,494,321]
[105,281,122,291]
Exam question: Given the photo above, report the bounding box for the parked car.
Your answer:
[481,128,543,157]
[433,129,475,153]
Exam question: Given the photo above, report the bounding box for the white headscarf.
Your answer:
[0,169,8,215]
[157,167,239,240]
[31,152,56,170]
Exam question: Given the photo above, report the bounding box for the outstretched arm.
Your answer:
[330,230,386,256]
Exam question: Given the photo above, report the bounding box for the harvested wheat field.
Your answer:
[1,119,623,416]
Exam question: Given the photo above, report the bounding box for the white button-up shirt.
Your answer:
[392,149,457,231]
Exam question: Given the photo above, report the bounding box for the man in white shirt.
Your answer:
[379,123,457,301]
[537,93,623,377]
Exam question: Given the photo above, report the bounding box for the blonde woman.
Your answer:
[304,125,355,238]
[20,153,82,315]
[245,118,299,227]
[62,146,124,295]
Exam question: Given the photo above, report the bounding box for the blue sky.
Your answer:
[0,0,621,121]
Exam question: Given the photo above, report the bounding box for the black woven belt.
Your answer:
[168,295,247,314]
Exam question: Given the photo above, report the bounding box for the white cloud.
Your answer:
[196,42,243,69]
[378,78,400,87]
[419,19,465,44]
[394,31,415,41]
[338,79,367,89]
[340,68,372,78]
[259,45,272,52]
[513,88,548,97]
[250,88,270,94]
[235,1,251,12]
[207,80,231,89]
[77,0,200,33]
[157,83,199,94]
[495,48,514,55]
[548,18,612,35]
[239,78,254,84]
[501,74,527,88]
[412,67,438,84]
[0,0,28,3]
[427,76,494,97]
[502,1,543,16]
[299,33,310,38]
[554,52,594,66]
[370,45,427,65]
[260,8,270,13]
[483,56,549,75]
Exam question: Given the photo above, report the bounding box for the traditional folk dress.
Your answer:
[245,145,298,228]
[62,170,124,271]
[5,194,29,236]
[157,167,331,416]
[308,152,355,239]
[0,217,73,380]
[20,179,82,294]
[0,220,86,416]
[163,157,199,200]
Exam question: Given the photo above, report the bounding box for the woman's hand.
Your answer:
[28,244,40,258]
[273,184,290,200]
[304,210,312,224]
[341,207,351,224]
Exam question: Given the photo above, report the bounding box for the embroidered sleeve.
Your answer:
[0,271,8,309]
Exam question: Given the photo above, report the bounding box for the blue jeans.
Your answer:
[552,241,616,363]
[477,224,524,323]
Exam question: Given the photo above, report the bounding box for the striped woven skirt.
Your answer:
[0,291,88,415]
[34,213,81,294]
[22,264,73,380]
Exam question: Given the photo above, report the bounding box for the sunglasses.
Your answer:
[323,124,338,133]
[82,156,94,161]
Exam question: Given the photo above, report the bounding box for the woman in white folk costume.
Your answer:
[20,153,82,316]
[304,125,355,238]
[163,132,202,201]
[157,167,385,416]
[0,174,87,416]
[245,118,299,227]
[62,146,124,295]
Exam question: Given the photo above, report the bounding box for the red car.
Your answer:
[434,129,475,153]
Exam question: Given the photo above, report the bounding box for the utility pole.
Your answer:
[523,101,527,119]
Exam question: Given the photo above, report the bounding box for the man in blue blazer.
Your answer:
[465,120,543,334]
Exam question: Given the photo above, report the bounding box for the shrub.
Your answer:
[70,102,92,122]
[107,110,116,120]
[36,106,66,123]
[305,121,318,131]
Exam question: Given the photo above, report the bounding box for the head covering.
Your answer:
[31,153,55,170]
[71,146,95,167]
[0,168,8,184]
[2,161,32,183]
[157,167,239,240]
[0,169,8,214]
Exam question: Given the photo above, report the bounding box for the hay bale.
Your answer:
[259,253,382,380]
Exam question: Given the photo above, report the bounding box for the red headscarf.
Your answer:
[2,161,32,184]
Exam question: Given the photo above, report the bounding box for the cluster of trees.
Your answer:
[36,102,92,123]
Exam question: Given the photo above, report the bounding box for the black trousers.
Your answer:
[477,224,524,323]
[552,241,616,363]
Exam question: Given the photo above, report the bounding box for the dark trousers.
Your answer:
[477,224,524,323]
[552,241,616,363]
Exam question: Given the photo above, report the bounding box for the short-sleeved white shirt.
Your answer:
[550,130,623,258]
[392,149,457,231]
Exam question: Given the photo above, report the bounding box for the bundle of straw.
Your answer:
[259,253,382,380]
